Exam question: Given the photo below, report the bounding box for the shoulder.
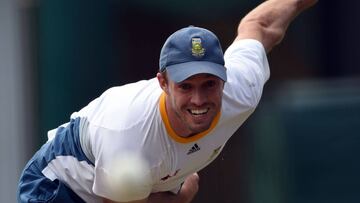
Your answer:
[75,78,163,130]
[224,39,267,65]
[224,39,269,89]
[104,78,161,100]
[224,39,269,85]
[221,39,270,113]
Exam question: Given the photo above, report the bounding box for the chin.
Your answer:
[190,124,212,134]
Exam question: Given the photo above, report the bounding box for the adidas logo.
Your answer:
[187,143,201,155]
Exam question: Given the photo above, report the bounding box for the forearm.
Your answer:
[236,0,317,52]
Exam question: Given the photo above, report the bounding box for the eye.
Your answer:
[204,80,217,88]
[178,83,192,91]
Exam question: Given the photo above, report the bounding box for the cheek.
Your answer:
[212,90,223,106]
[171,93,190,109]
[174,95,187,107]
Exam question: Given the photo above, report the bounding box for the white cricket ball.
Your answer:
[106,153,152,202]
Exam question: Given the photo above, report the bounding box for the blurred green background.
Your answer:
[1,0,360,202]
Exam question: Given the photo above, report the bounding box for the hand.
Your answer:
[147,173,200,203]
[178,173,199,202]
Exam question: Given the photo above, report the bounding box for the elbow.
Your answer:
[254,18,286,51]
[264,27,286,51]
[237,18,285,52]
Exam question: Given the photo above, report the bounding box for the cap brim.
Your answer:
[166,61,227,83]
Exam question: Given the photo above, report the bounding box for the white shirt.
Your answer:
[45,39,269,202]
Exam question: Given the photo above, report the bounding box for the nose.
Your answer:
[190,89,206,106]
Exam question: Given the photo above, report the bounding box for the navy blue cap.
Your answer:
[159,26,227,83]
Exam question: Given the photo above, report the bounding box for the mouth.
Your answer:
[188,108,209,116]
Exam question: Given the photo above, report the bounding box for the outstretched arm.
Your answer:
[236,0,318,53]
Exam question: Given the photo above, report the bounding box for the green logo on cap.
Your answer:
[192,38,205,57]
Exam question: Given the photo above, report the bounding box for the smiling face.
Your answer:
[157,72,225,137]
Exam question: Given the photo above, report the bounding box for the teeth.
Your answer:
[190,108,208,115]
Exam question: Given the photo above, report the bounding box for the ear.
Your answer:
[157,72,169,94]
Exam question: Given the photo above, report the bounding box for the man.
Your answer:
[17,0,317,202]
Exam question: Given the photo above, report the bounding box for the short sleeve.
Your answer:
[223,39,270,110]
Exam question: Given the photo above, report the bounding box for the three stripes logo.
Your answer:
[187,143,201,155]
